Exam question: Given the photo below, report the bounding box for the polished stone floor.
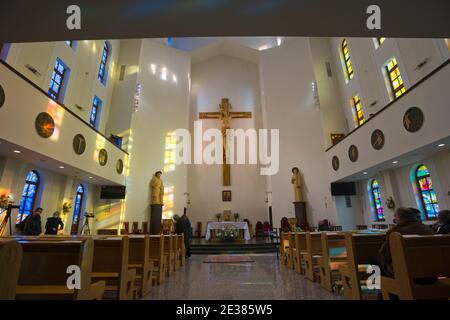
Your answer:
[143,254,342,300]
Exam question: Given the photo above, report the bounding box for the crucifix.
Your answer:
[199,98,252,186]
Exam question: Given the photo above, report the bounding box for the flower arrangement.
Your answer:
[280,217,290,232]
[215,213,221,222]
[0,193,12,211]
[386,197,396,210]
[233,212,239,221]
[62,202,72,215]
[216,225,239,241]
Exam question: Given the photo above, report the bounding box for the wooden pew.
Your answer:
[14,238,105,300]
[163,235,175,276]
[294,232,307,274]
[91,236,136,300]
[179,234,186,267]
[128,235,153,298]
[0,240,22,299]
[340,233,385,300]
[316,232,347,292]
[149,235,167,285]
[279,232,291,266]
[381,233,450,300]
[302,232,323,281]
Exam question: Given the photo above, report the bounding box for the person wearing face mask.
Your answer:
[436,210,450,234]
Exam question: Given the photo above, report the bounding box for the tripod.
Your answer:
[0,204,19,236]
[80,215,92,235]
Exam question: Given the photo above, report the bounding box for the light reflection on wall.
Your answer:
[148,63,178,84]
[163,131,176,173]
[46,100,65,142]
[163,186,175,219]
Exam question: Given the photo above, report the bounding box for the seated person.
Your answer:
[436,210,450,234]
[317,219,331,231]
[23,208,43,236]
[45,211,64,235]
[379,207,435,279]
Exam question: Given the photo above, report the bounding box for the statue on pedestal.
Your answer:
[291,167,307,224]
[150,171,164,234]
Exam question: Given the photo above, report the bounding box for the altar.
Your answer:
[205,221,251,241]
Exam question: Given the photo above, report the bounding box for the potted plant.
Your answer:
[62,202,72,215]
[0,193,11,211]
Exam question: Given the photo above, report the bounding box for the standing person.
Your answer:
[23,208,43,236]
[178,212,192,258]
[45,211,64,235]
[436,210,450,234]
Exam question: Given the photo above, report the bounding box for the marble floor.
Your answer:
[143,254,342,300]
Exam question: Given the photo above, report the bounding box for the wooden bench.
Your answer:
[178,234,186,267]
[149,235,167,285]
[316,232,347,292]
[128,235,153,298]
[381,233,450,300]
[163,235,175,276]
[0,240,22,299]
[91,236,136,300]
[340,233,385,300]
[279,232,291,266]
[294,232,307,274]
[14,238,105,300]
[302,232,323,281]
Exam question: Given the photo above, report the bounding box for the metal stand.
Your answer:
[0,204,19,236]
[80,216,92,235]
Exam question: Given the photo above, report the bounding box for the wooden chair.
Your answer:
[0,240,22,299]
[91,236,136,300]
[122,222,130,235]
[132,222,140,234]
[279,232,290,266]
[128,235,153,298]
[14,238,105,300]
[356,225,367,230]
[302,232,323,282]
[317,232,347,292]
[381,233,450,300]
[163,235,175,276]
[340,233,385,300]
[149,235,167,285]
[293,232,307,274]
[287,232,296,270]
[142,222,149,234]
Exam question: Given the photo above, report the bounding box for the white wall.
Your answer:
[122,40,190,225]
[259,38,338,227]
[188,55,268,231]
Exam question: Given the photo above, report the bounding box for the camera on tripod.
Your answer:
[84,213,94,218]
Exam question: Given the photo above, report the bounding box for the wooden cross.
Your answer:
[199,98,252,186]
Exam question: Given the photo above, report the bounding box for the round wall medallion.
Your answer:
[35,112,55,138]
[348,145,359,162]
[73,134,86,155]
[371,129,385,150]
[403,107,424,133]
[98,149,108,166]
[0,85,5,108]
[116,159,124,174]
[332,156,340,171]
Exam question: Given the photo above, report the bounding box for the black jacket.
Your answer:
[45,217,64,235]
[437,221,450,234]
[24,215,42,236]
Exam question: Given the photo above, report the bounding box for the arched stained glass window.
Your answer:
[416,165,439,219]
[71,185,85,235]
[341,39,354,80]
[371,179,385,221]
[17,170,40,223]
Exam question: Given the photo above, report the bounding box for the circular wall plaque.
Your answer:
[98,149,108,166]
[371,129,385,150]
[0,85,5,108]
[116,159,124,174]
[403,107,424,133]
[348,145,359,162]
[73,134,86,155]
[35,112,55,138]
[332,156,340,171]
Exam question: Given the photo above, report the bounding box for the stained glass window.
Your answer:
[341,39,354,80]
[376,37,385,46]
[66,40,73,47]
[48,59,67,101]
[17,171,40,223]
[386,57,406,99]
[351,95,365,127]
[371,179,385,221]
[98,41,110,84]
[416,165,439,219]
[71,185,85,235]
[90,96,102,128]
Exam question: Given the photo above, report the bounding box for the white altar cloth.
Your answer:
[205,221,251,241]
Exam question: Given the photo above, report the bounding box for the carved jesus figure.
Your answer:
[291,167,303,202]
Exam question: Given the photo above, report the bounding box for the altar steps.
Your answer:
[191,240,279,255]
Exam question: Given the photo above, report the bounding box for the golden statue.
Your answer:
[199,98,252,186]
[291,167,303,202]
[150,171,164,205]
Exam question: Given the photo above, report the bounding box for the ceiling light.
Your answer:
[363,172,368,175]
[59,166,65,169]
[392,161,398,164]
[89,176,93,179]
[438,143,445,147]
[13,150,21,154]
